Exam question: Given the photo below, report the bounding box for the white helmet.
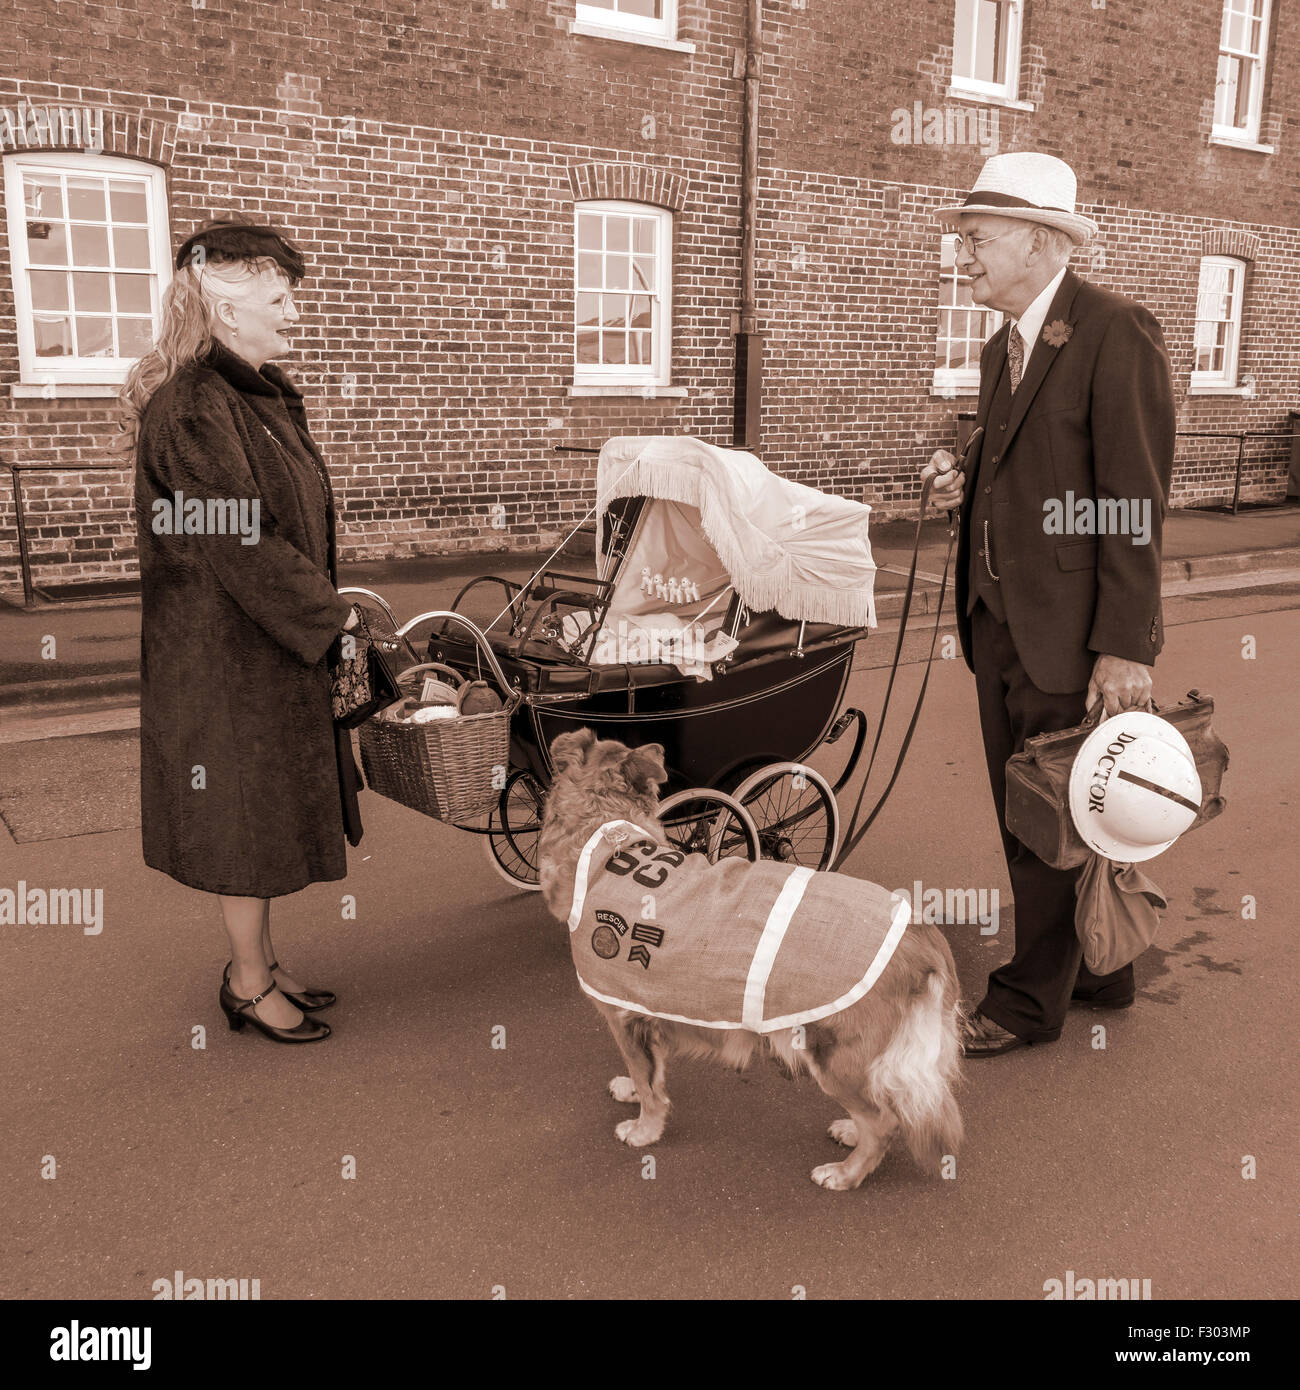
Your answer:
[1068,711,1202,863]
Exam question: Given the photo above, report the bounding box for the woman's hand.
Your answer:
[343,606,360,632]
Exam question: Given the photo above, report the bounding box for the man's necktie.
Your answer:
[1008,326,1025,394]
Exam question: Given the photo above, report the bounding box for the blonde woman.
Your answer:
[121,221,360,1044]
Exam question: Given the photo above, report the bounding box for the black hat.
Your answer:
[174,220,306,282]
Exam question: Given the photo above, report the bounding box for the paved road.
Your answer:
[2,591,1296,1300]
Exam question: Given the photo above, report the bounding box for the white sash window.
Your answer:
[575,1,678,44]
[1213,0,1272,145]
[1191,256,1246,390]
[574,201,672,389]
[934,233,1004,397]
[3,151,171,389]
[951,0,1024,104]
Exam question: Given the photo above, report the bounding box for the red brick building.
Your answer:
[2,0,1297,594]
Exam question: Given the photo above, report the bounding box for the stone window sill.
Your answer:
[945,84,1036,114]
[1187,384,1253,397]
[568,21,696,55]
[12,382,123,398]
[569,384,687,398]
[1208,134,1275,155]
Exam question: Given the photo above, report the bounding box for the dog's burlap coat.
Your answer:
[568,820,910,1032]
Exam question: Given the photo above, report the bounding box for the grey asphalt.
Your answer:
[2,581,1296,1300]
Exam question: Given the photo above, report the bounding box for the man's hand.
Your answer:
[1087,653,1153,718]
[922,448,965,512]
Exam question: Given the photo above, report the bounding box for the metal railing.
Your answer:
[5,461,133,608]
[1174,430,1293,515]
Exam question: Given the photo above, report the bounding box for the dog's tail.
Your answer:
[868,968,963,1172]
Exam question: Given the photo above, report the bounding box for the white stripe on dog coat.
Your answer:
[568,820,911,1032]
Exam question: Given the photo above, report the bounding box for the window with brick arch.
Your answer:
[576,0,677,44]
[3,150,171,390]
[1213,0,1272,145]
[934,233,1003,398]
[574,202,672,389]
[1191,255,1247,391]
[950,0,1023,104]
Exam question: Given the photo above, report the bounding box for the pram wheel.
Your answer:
[731,763,840,870]
[483,769,545,892]
[656,789,760,864]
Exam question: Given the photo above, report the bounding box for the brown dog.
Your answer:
[539,728,963,1190]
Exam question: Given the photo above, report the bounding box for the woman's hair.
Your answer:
[117,221,303,452]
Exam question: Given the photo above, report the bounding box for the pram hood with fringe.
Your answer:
[596,436,878,630]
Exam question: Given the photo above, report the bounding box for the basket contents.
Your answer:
[358,662,514,822]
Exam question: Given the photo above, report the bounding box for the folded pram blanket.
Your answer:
[568,820,911,1032]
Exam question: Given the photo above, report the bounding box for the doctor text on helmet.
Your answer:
[1086,732,1138,813]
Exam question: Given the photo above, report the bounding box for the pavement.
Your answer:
[2,502,1299,719]
[1,583,1296,1299]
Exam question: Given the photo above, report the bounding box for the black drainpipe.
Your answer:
[733,0,763,449]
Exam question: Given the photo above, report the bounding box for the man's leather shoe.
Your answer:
[962,1008,1030,1058]
[1070,987,1134,1010]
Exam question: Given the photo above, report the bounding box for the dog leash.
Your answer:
[832,429,983,872]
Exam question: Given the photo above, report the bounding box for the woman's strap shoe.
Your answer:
[268,958,337,1012]
[219,974,331,1043]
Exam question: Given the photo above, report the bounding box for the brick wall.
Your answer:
[1,1,1296,593]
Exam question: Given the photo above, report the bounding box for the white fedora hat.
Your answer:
[1068,712,1202,863]
[937,152,1098,244]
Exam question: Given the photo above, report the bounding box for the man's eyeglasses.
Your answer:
[950,230,1013,259]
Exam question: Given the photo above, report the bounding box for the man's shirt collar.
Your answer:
[1012,264,1069,367]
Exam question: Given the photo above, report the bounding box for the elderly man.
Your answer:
[924,152,1175,1057]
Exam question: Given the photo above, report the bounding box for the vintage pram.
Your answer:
[341,435,885,891]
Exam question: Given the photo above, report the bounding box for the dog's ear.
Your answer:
[622,742,667,793]
[550,727,597,772]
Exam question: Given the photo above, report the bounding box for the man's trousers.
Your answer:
[971,599,1135,1041]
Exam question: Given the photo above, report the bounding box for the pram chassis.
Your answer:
[342,577,871,892]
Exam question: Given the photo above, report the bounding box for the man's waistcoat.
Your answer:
[568,820,911,1032]
[966,359,1014,622]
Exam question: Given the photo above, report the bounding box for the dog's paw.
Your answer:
[811,1160,866,1191]
[609,1076,639,1104]
[615,1118,663,1148]
[828,1118,858,1148]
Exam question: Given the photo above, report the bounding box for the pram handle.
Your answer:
[338,586,401,632]
[390,610,516,696]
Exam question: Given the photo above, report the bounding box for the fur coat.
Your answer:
[134,340,361,898]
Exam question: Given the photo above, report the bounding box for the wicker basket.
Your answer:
[358,662,517,822]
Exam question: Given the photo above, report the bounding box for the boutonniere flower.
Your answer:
[1043,320,1073,348]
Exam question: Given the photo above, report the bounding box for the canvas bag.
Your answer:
[1005,690,1228,871]
[1074,853,1169,974]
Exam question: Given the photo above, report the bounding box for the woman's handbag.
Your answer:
[329,606,404,728]
[1004,689,1228,871]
